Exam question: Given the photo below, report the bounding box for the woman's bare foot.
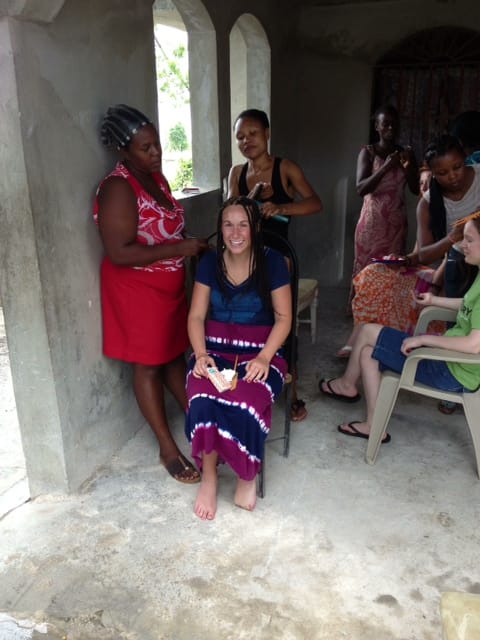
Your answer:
[194,477,217,520]
[234,478,257,511]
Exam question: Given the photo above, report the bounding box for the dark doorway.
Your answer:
[372,26,480,158]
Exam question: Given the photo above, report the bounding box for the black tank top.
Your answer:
[238,157,293,239]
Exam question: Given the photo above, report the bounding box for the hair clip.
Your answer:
[453,209,480,228]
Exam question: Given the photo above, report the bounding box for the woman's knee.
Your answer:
[133,362,163,380]
[360,344,374,367]
[357,322,383,346]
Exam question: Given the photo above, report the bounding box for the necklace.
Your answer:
[251,157,273,176]
[223,253,251,286]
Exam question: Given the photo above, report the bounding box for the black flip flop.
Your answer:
[319,378,361,403]
[338,421,391,443]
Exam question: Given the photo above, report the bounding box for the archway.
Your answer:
[229,14,271,165]
[153,0,219,190]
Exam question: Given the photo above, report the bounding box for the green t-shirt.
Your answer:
[445,271,480,390]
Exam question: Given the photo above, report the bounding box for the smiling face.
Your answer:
[221,204,252,256]
[234,117,269,160]
[122,124,162,174]
[461,219,480,267]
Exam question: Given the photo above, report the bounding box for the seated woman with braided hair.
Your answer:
[93,104,208,483]
[185,197,292,520]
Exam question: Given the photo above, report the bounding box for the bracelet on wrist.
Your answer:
[195,353,208,360]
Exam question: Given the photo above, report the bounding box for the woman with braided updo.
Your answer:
[93,104,208,484]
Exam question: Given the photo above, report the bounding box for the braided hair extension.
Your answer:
[424,134,466,241]
[100,104,152,149]
[215,197,270,303]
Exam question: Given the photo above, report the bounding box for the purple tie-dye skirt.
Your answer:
[185,320,287,481]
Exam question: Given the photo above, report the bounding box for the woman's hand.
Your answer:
[384,150,401,169]
[178,237,209,257]
[261,202,285,219]
[248,182,273,200]
[413,291,435,307]
[404,251,419,267]
[399,146,414,170]
[401,335,424,355]
[192,353,215,378]
[244,354,270,382]
[447,226,464,245]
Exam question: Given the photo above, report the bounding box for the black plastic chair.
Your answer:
[258,229,299,498]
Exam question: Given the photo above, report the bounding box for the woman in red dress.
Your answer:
[350,105,419,304]
[93,105,208,483]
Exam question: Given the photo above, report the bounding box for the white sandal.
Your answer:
[336,345,352,358]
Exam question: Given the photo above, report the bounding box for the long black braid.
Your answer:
[215,197,270,304]
[100,104,152,149]
[424,134,478,294]
[424,134,466,241]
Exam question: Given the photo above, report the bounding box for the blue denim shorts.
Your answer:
[372,327,464,392]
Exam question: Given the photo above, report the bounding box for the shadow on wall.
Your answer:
[332,176,349,282]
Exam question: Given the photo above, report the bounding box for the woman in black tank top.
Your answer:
[227,109,323,422]
[227,109,322,241]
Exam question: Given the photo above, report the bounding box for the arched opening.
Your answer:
[153,0,219,191]
[372,26,480,160]
[229,14,271,165]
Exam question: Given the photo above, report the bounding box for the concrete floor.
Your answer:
[1,289,479,639]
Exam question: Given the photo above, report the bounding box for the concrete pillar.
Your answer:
[0,17,68,494]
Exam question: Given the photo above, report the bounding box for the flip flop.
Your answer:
[162,454,201,484]
[438,400,457,415]
[291,399,308,422]
[338,421,391,444]
[319,378,361,403]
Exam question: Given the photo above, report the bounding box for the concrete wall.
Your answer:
[2,0,480,493]
[0,0,166,494]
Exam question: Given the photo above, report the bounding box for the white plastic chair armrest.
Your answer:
[399,346,480,387]
[414,306,458,336]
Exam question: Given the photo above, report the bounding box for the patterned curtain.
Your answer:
[373,65,480,161]
[372,27,480,161]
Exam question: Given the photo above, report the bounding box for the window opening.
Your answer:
[153,0,219,192]
[153,8,192,190]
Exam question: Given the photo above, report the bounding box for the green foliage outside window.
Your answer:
[170,158,193,191]
[168,122,188,152]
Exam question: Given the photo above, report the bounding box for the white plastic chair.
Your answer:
[366,306,480,477]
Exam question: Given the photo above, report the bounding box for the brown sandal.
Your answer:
[291,399,308,422]
[162,454,200,484]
